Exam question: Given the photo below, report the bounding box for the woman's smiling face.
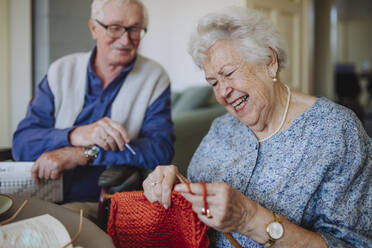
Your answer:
[203,40,275,128]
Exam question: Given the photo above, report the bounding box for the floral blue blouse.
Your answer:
[187,97,371,247]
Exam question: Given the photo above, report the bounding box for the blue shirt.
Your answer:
[188,97,371,247]
[13,50,174,202]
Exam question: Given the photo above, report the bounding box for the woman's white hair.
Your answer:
[91,0,149,28]
[188,7,288,71]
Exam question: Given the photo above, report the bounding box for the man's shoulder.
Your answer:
[134,54,167,74]
[50,52,91,69]
[48,52,91,92]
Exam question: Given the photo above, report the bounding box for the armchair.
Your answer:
[0,148,12,161]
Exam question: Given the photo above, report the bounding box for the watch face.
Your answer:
[267,222,284,240]
[85,145,99,158]
[92,145,100,154]
[87,149,95,156]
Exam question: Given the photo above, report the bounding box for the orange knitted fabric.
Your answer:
[107,191,209,248]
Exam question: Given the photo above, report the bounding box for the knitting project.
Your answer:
[107,191,209,248]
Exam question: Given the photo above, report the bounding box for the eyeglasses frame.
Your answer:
[95,19,147,40]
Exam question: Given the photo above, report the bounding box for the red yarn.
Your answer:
[107,191,209,248]
[200,182,208,215]
[186,182,194,195]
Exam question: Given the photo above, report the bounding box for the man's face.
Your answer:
[89,1,144,67]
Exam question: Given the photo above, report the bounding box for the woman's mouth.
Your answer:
[231,95,249,112]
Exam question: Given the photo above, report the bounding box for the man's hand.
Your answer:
[31,147,86,184]
[69,117,130,152]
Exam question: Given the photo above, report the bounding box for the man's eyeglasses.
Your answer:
[95,19,147,40]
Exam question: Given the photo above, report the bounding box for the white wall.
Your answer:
[10,0,32,136]
[0,0,32,147]
[140,0,246,92]
[0,0,11,147]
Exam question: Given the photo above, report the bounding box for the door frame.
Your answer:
[246,0,315,94]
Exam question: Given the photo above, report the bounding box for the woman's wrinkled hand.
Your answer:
[69,117,130,152]
[175,182,258,234]
[143,165,179,209]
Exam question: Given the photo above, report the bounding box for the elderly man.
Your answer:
[12,0,174,208]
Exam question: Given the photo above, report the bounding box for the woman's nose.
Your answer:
[220,83,233,98]
[216,83,232,101]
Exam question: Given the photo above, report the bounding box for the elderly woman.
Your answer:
[143,7,372,248]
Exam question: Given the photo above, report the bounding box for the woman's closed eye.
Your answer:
[206,78,218,87]
[210,80,218,87]
[225,68,237,78]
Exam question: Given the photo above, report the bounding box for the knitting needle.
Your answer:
[125,143,136,155]
[0,200,29,226]
[223,233,242,248]
[176,173,242,248]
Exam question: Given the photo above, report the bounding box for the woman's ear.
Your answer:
[267,47,279,78]
[88,19,98,40]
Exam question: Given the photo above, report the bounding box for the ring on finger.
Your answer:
[201,207,213,218]
[102,133,109,141]
[200,182,213,218]
[151,181,160,186]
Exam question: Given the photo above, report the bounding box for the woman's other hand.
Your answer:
[175,182,258,234]
[143,165,179,209]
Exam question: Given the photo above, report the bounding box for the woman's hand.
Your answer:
[175,182,258,234]
[143,165,179,209]
[69,117,130,152]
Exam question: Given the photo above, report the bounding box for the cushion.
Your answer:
[172,86,213,114]
[171,91,182,108]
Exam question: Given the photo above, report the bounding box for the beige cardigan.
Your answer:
[47,52,170,138]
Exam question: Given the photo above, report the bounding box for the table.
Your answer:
[0,196,115,247]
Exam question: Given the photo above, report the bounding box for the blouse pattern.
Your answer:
[188,97,372,248]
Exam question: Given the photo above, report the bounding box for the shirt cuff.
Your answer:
[52,127,75,148]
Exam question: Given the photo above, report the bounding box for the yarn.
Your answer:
[200,182,208,216]
[107,191,209,248]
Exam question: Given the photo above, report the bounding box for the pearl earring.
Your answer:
[273,77,278,82]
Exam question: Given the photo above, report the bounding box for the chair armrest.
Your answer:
[0,148,12,161]
[98,165,139,188]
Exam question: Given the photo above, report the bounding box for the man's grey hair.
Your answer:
[188,7,288,71]
[91,0,149,28]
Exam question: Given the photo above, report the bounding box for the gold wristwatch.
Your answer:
[84,145,99,165]
[262,213,284,247]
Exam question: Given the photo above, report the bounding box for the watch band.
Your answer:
[262,213,283,248]
[84,145,99,165]
[263,238,275,248]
